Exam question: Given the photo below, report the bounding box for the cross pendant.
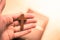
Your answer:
[18,14,26,31]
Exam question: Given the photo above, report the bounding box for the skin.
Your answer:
[0,0,49,40]
[0,0,36,40]
[18,9,49,40]
[15,1,48,40]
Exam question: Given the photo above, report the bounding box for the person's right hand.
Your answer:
[1,23,34,40]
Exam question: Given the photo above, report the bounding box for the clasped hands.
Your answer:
[0,0,36,40]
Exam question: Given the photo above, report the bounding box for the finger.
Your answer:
[7,25,14,39]
[0,0,6,13]
[11,21,19,26]
[5,16,21,26]
[11,13,22,20]
[14,23,36,32]
[3,16,13,25]
[24,13,34,19]
[12,13,34,21]
[24,23,36,30]
[25,19,37,24]
[14,26,20,32]
[7,25,14,30]
[14,30,31,38]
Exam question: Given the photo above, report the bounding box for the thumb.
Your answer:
[14,30,31,38]
[0,0,6,13]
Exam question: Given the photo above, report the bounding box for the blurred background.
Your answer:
[2,0,60,40]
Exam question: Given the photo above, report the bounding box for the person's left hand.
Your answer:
[19,9,49,40]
